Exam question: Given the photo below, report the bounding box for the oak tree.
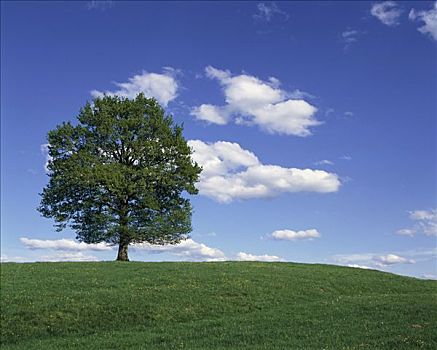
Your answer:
[39,94,201,261]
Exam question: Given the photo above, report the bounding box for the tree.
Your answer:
[38,94,202,261]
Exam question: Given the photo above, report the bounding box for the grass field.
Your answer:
[1,262,436,349]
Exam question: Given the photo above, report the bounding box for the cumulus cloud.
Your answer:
[20,238,112,251]
[253,2,289,22]
[373,254,415,266]
[18,237,288,263]
[396,209,437,237]
[91,68,179,106]
[409,2,437,41]
[191,66,320,136]
[269,229,321,241]
[371,1,403,26]
[236,252,283,262]
[20,237,225,262]
[39,252,99,262]
[334,252,415,268]
[132,239,226,261]
[347,264,372,270]
[188,140,341,203]
[191,104,229,125]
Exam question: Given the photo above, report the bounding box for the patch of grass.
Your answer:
[1,262,436,349]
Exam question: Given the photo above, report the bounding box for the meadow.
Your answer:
[1,261,436,349]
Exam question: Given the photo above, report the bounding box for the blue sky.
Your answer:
[1,1,436,278]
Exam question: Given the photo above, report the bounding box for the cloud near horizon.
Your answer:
[40,252,99,262]
[20,237,113,251]
[18,237,284,263]
[188,140,341,203]
[91,68,179,106]
[333,252,415,268]
[131,239,226,261]
[236,252,283,262]
[191,66,321,136]
[347,264,372,270]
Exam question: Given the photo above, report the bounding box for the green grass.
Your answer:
[1,262,436,349]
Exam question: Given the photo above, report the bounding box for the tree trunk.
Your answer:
[116,240,129,261]
[116,199,130,261]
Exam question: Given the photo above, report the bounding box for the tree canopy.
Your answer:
[39,94,202,261]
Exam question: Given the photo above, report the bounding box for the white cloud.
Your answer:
[373,254,415,266]
[20,238,112,251]
[315,160,334,166]
[191,66,320,136]
[421,273,437,280]
[253,2,289,22]
[396,228,416,236]
[396,209,437,237]
[410,209,436,221]
[371,2,403,26]
[340,155,352,161]
[40,143,51,173]
[288,89,315,100]
[18,237,287,263]
[20,237,225,262]
[403,247,437,259]
[91,68,179,106]
[131,239,226,262]
[347,264,372,270]
[269,229,321,241]
[189,140,341,203]
[236,252,283,262]
[333,252,415,267]
[409,2,437,41]
[334,253,374,263]
[0,255,30,263]
[190,104,229,125]
[344,111,354,117]
[1,252,98,263]
[341,29,360,48]
[39,252,99,262]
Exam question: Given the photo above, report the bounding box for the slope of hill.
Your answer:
[1,262,436,349]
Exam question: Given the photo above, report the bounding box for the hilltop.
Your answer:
[1,262,436,349]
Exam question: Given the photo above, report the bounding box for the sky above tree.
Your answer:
[1,1,436,279]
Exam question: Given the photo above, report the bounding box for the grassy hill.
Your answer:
[1,262,436,349]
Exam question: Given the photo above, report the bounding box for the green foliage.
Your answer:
[1,262,436,349]
[38,94,201,254]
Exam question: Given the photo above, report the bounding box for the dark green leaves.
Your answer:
[39,94,201,248]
